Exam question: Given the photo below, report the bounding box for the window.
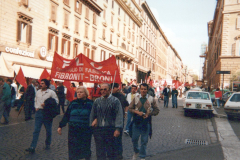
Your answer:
[118,20,120,31]
[85,7,89,19]
[102,29,106,39]
[118,7,120,15]
[139,54,141,65]
[117,39,119,46]
[132,63,134,71]
[61,39,71,56]
[124,13,126,21]
[129,17,130,26]
[48,33,58,52]
[75,18,80,33]
[112,0,114,9]
[103,9,106,20]
[101,50,106,61]
[75,0,82,14]
[64,10,69,28]
[110,34,113,44]
[84,47,90,58]
[21,0,28,6]
[84,23,89,38]
[17,20,32,45]
[63,0,69,6]
[73,43,78,57]
[132,34,135,42]
[93,13,97,25]
[128,31,130,39]
[92,28,96,42]
[91,50,95,60]
[111,14,114,26]
[132,23,135,30]
[50,3,57,22]
[123,26,125,36]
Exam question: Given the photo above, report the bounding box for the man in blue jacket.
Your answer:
[0,77,11,124]
[162,85,171,108]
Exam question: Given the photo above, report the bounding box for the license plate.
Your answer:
[196,104,201,109]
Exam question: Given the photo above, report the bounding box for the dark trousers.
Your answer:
[164,96,169,107]
[57,98,65,114]
[93,127,119,160]
[24,103,33,120]
[30,110,53,148]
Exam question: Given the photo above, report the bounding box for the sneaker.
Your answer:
[132,152,139,160]
[25,147,35,153]
[124,130,129,135]
[45,145,50,150]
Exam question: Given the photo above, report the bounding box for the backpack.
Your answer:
[43,97,58,119]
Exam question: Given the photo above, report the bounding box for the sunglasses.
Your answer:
[100,88,108,91]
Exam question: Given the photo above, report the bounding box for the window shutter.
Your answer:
[51,4,56,22]
[93,29,96,42]
[110,34,112,43]
[87,48,90,58]
[232,43,236,56]
[93,13,96,25]
[55,36,58,52]
[64,12,68,26]
[102,29,105,39]
[79,2,82,14]
[86,8,89,19]
[61,39,64,54]
[237,16,240,29]
[75,19,79,33]
[48,33,51,50]
[17,20,21,42]
[68,41,71,56]
[111,15,113,26]
[27,24,32,45]
[91,50,94,60]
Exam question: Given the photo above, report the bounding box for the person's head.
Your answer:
[172,87,176,90]
[94,83,98,87]
[79,82,83,86]
[0,77,4,85]
[6,79,12,85]
[40,79,50,90]
[140,83,148,97]
[122,83,126,89]
[100,83,111,98]
[167,85,170,88]
[216,88,220,91]
[111,83,119,93]
[32,79,38,87]
[131,85,137,94]
[71,83,76,88]
[76,86,89,100]
[58,81,63,86]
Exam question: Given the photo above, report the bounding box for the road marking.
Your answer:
[215,117,240,160]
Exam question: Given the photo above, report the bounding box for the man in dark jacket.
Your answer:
[171,87,178,108]
[24,80,38,121]
[0,77,11,124]
[56,82,65,114]
[162,85,171,108]
[111,83,129,159]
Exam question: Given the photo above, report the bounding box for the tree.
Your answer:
[191,74,198,81]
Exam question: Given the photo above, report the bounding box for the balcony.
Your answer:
[115,46,135,63]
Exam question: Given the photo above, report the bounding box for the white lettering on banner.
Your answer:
[90,74,113,82]
[62,60,71,68]
[55,72,84,80]
[90,62,103,70]
[79,67,83,72]
[5,47,35,57]
[75,58,84,66]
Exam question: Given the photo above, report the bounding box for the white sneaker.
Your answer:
[124,130,129,135]
[132,152,139,160]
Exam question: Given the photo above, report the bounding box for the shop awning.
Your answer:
[13,64,51,79]
[0,52,52,78]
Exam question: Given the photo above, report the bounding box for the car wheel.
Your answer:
[227,115,234,120]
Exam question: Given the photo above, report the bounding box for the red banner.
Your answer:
[172,80,180,89]
[51,52,121,84]
[15,67,27,89]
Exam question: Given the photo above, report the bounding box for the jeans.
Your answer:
[3,104,10,122]
[125,110,133,132]
[0,102,9,122]
[30,110,53,148]
[164,96,169,107]
[132,123,150,158]
[172,95,178,108]
[216,99,221,107]
[11,95,16,108]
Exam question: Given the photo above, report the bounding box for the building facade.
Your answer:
[205,0,240,89]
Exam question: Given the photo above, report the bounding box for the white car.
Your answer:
[224,92,240,119]
[184,91,213,117]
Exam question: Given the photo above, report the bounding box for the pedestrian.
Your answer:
[172,87,178,108]
[121,83,129,96]
[24,79,38,121]
[111,83,129,159]
[49,80,56,91]
[16,86,25,111]
[6,79,15,114]
[128,83,159,160]
[124,85,138,135]
[163,85,171,108]
[91,83,101,101]
[215,88,222,108]
[90,83,123,160]
[56,81,65,114]
[57,86,93,160]
[0,77,11,124]
[25,79,59,153]
[147,83,155,97]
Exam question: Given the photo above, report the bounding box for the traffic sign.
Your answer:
[216,71,231,74]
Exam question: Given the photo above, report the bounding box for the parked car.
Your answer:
[210,89,230,106]
[224,92,240,119]
[222,91,235,104]
[184,91,213,117]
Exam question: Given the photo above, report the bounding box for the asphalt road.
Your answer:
[0,98,224,160]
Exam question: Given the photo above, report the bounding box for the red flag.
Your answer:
[172,80,180,89]
[15,67,27,89]
[63,81,75,102]
[163,80,167,86]
[39,68,50,82]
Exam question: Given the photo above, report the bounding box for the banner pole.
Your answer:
[111,70,117,95]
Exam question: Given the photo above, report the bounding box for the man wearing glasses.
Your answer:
[90,83,123,160]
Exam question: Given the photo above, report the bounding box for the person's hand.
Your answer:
[124,112,127,118]
[41,103,45,107]
[143,114,149,119]
[57,128,62,135]
[114,130,120,137]
[91,119,97,127]
[137,111,144,116]
[35,108,39,111]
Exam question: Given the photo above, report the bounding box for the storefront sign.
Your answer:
[40,46,47,58]
[5,47,34,58]
[46,55,53,62]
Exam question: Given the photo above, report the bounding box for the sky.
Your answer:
[146,0,217,76]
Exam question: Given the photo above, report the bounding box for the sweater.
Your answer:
[89,95,123,130]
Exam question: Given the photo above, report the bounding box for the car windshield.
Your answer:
[229,94,240,102]
[187,92,210,100]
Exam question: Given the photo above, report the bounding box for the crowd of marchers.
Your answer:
[0,77,185,160]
